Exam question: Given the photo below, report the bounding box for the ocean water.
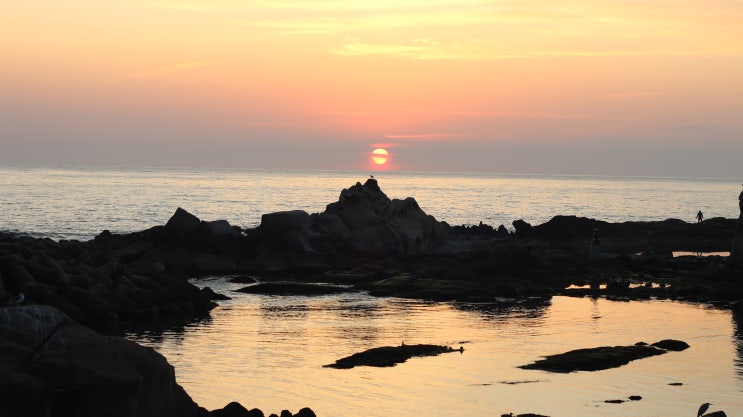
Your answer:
[128,278,743,417]
[3,164,742,416]
[1,164,740,241]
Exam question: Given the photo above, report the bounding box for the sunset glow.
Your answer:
[1,1,742,175]
[371,148,389,165]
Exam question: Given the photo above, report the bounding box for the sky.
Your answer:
[1,0,742,177]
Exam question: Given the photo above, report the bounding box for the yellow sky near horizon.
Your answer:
[2,0,742,173]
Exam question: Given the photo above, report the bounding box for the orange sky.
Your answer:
[2,1,742,176]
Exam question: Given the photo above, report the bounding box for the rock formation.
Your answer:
[519,339,689,373]
[253,179,447,270]
[0,305,207,417]
[0,231,217,332]
[732,186,743,267]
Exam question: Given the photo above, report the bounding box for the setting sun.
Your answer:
[371,148,389,165]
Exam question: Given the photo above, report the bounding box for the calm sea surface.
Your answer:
[0,164,740,241]
[2,164,742,416]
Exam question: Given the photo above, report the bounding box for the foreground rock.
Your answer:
[519,339,689,373]
[0,305,317,417]
[324,343,462,369]
[0,231,216,332]
[0,305,207,417]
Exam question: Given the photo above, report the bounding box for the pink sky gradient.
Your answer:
[2,1,742,176]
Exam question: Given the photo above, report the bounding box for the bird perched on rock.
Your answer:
[698,402,712,417]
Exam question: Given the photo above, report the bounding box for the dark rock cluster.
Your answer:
[0,305,316,417]
[1,178,742,416]
[0,231,216,332]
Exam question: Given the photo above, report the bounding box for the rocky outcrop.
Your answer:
[0,305,318,417]
[0,305,207,417]
[731,188,743,268]
[324,343,462,369]
[519,339,689,373]
[0,231,216,332]
[252,179,447,271]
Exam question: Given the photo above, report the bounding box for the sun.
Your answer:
[371,148,389,165]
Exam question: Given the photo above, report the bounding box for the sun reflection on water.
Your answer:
[126,277,743,417]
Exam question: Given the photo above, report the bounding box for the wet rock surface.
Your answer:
[519,339,689,373]
[0,305,316,417]
[324,343,462,369]
[0,305,206,417]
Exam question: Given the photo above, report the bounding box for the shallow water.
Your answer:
[127,277,743,417]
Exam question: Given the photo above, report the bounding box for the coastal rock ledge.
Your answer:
[0,305,316,417]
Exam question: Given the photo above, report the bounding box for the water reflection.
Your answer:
[125,284,743,416]
[453,298,551,324]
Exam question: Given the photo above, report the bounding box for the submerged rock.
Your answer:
[324,343,462,369]
[519,339,688,373]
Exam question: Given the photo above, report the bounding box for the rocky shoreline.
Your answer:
[1,178,741,416]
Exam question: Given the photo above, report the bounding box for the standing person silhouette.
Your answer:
[696,210,704,223]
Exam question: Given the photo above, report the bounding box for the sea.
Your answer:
[1,164,742,417]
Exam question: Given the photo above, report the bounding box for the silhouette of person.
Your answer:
[696,210,704,223]
[739,184,743,213]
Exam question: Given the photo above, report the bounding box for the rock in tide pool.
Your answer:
[235,282,352,296]
[324,343,463,369]
[519,340,688,373]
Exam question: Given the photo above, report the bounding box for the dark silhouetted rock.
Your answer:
[0,305,204,417]
[325,343,461,369]
[293,408,316,417]
[229,275,257,284]
[651,339,690,351]
[235,282,351,296]
[512,219,534,238]
[732,188,743,267]
[201,286,231,300]
[212,402,252,417]
[166,207,202,235]
[255,179,447,269]
[519,340,687,373]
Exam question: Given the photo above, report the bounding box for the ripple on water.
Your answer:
[125,282,743,417]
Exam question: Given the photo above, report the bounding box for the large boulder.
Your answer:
[0,305,206,417]
[318,179,446,255]
[258,179,447,260]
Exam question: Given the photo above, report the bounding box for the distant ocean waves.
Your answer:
[1,164,740,241]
